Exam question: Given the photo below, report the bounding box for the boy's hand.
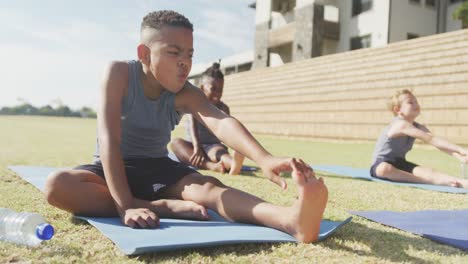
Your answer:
[190,146,206,167]
[260,156,292,190]
[121,208,159,228]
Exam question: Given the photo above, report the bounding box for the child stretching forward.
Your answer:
[44,10,328,243]
[371,89,468,188]
[171,62,244,175]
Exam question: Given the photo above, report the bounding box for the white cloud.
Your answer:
[0,9,137,110]
[0,1,256,109]
[0,44,104,110]
[195,7,254,54]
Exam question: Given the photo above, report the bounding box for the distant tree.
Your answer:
[453,1,468,29]
[0,103,96,118]
[55,105,72,117]
[38,105,55,116]
[79,106,97,118]
[0,107,13,115]
[14,104,38,115]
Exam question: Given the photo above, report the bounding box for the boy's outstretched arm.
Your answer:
[395,121,468,162]
[176,84,291,189]
[98,61,158,228]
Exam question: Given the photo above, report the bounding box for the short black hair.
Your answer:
[141,10,193,32]
[202,62,224,80]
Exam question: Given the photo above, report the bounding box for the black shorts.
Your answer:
[370,158,418,178]
[74,157,197,201]
[201,143,228,160]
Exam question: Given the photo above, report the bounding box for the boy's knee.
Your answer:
[202,176,225,190]
[171,138,185,148]
[44,170,71,205]
[376,162,394,177]
[183,174,225,193]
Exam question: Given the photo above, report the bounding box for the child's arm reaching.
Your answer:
[393,120,468,163]
[176,83,291,189]
[188,114,206,167]
[98,62,158,228]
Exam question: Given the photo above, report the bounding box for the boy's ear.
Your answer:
[393,105,400,114]
[137,44,150,64]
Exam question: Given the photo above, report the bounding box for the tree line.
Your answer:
[0,103,97,118]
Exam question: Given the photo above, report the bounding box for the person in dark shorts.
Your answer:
[371,89,468,188]
[43,10,328,243]
[171,63,244,175]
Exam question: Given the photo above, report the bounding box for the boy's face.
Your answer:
[397,93,420,118]
[201,77,224,103]
[142,25,193,93]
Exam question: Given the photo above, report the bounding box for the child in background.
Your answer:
[44,10,328,243]
[371,89,468,188]
[171,62,245,175]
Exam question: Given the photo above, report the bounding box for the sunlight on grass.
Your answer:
[0,116,466,263]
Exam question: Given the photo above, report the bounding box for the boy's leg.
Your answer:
[160,159,328,242]
[45,169,209,219]
[228,150,245,175]
[205,144,244,175]
[375,162,466,188]
[45,169,117,216]
[170,138,224,172]
[412,166,467,188]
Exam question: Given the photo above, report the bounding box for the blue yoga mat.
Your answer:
[350,210,468,250]
[168,152,258,172]
[8,165,351,255]
[313,165,468,194]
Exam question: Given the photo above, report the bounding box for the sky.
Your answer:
[0,0,256,110]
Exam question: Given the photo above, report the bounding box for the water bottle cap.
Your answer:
[36,223,54,240]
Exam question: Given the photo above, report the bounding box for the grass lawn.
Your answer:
[0,115,466,263]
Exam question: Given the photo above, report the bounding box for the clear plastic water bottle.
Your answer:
[0,208,54,247]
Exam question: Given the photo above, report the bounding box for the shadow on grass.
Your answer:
[70,216,89,225]
[134,242,279,261]
[322,221,463,263]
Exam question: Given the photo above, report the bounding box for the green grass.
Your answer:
[0,115,466,263]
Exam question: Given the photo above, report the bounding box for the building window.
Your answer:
[426,0,436,7]
[407,33,419,39]
[352,0,372,16]
[409,0,421,5]
[350,35,371,50]
[237,63,252,73]
[450,0,463,3]
[272,0,296,14]
[224,66,236,75]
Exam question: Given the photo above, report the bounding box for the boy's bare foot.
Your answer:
[285,159,328,243]
[456,179,468,189]
[229,151,245,175]
[153,200,209,220]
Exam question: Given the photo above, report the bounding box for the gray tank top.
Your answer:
[185,117,220,145]
[185,101,227,145]
[372,117,421,163]
[94,60,181,161]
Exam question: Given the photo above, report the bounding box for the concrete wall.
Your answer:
[222,29,468,146]
[337,0,390,52]
[389,0,438,43]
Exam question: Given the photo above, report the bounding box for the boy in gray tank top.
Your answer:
[171,63,245,175]
[44,10,328,243]
[370,89,468,188]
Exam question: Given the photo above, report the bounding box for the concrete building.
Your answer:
[188,50,254,86]
[252,0,466,68]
